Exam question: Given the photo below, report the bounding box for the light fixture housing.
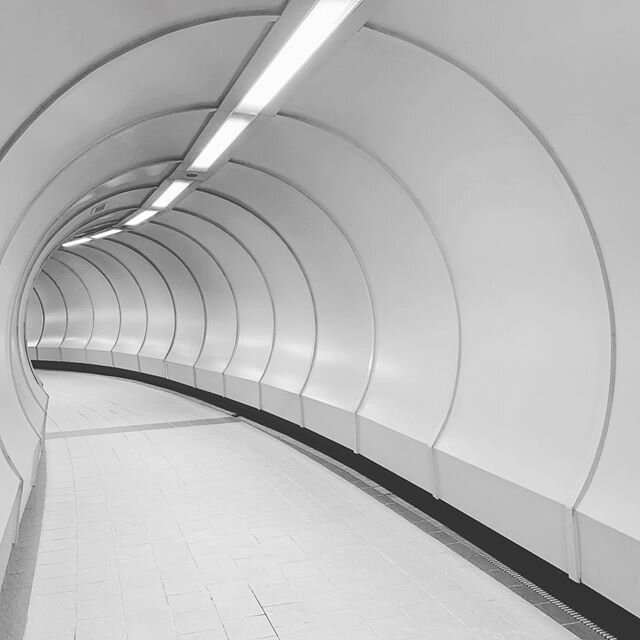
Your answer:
[190,114,254,172]
[125,209,159,227]
[237,0,363,115]
[151,180,191,209]
[91,228,121,239]
[62,237,91,248]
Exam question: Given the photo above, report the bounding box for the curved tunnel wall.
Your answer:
[1,0,639,622]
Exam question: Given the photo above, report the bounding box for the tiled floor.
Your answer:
[2,372,583,640]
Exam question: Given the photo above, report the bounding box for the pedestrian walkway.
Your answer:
[0,371,581,640]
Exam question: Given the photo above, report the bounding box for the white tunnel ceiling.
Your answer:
[2,0,640,621]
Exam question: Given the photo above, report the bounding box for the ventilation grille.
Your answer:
[91,202,107,215]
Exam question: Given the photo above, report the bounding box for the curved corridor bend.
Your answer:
[1,371,577,640]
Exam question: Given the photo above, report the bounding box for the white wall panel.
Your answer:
[208,162,374,447]
[0,459,21,582]
[180,189,315,424]
[0,2,282,147]
[146,222,236,396]
[76,245,146,371]
[160,211,273,408]
[25,290,43,361]
[13,294,47,447]
[33,274,66,362]
[363,4,635,606]
[55,251,120,366]
[279,25,611,570]
[121,231,205,387]
[234,116,458,475]
[42,259,93,364]
[98,239,174,378]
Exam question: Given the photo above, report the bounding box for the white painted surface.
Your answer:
[53,252,119,366]
[41,260,92,364]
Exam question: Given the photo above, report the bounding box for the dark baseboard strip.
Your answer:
[32,360,640,639]
[242,416,617,640]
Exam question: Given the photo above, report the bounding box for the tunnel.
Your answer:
[1,1,639,638]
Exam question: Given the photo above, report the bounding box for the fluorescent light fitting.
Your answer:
[237,0,363,114]
[62,236,91,248]
[190,114,254,172]
[151,180,191,209]
[125,209,158,227]
[91,228,121,239]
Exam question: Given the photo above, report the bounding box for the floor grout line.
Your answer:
[46,416,239,440]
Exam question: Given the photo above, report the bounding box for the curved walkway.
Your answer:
[1,371,578,640]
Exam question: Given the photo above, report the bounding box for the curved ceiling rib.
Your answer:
[44,257,96,361]
[149,221,239,393]
[0,9,281,165]
[35,271,68,361]
[363,25,617,575]
[57,250,123,365]
[81,244,149,370]
[26,289,45,355]
[274,110,462,475]
[222,159,376,431]
[128,230,208,387]
[106,236,177,377]
[173,207,277,410]
[197,186,320,400]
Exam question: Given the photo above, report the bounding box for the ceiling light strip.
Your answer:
[190,114,254,173]
[151,179,191,209]
[124,179,192,227]
[125,209,159,227]
[237,0,363,115]
[91,228,121,239]
[62,237,91,248]
[62,0,364,246]
[189,0,363,172]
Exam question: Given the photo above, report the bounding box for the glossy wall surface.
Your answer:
[2,0,639,620]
